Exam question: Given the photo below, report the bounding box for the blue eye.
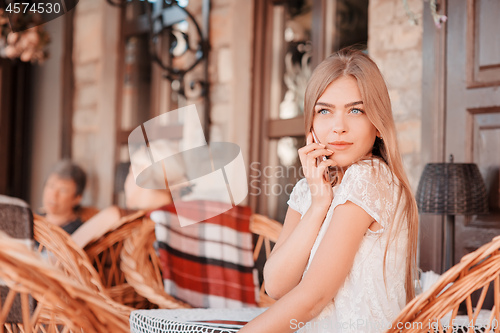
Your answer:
[350,108,364,115]
[317,109,330,115]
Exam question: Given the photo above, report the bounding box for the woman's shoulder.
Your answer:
[294,177,309,189]
[334,158,401,229]
[343,158,394,185]
[289,178,310,199]
[337,158,400,204]
[287,178,311,216]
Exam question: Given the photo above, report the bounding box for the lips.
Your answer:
[328,141,352,150]
[328,141,353,150]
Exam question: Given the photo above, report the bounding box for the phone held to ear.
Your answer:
[311,129,333,183]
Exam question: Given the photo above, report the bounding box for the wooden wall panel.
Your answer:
[466,0,500,88]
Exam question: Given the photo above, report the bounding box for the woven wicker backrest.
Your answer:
[0,231,131,332]
[34,214,106,294]
[386,235,500,333]
[84,211,170,308]
[249,214,282,308]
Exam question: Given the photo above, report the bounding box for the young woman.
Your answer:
[240,48,418,332]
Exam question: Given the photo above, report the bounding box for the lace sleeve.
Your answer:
[331,160,397,233]
[286,178,310,216]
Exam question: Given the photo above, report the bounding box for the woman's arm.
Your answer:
[264,132,336,299]
[263,203,329,300]
[71,205,121,248]
[240,200,373,333]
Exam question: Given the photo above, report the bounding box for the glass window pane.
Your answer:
[266,136,305,222]
[270,1,312,121]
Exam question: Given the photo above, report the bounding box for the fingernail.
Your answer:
[319,143,325,147]
[327,149,333,153]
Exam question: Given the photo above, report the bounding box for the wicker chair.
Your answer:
[119,217,191,309]
[386,234,500,333]
[34,215,107,294]
[119,212,283,309]
[0,231,130,333]
[83,210,178,309]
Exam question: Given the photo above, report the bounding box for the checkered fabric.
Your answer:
[150,201,258,308]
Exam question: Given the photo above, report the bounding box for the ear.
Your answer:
[73,194,83,207]
[376,130,381,138]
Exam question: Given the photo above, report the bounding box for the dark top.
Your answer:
[61,217,83,234]
[39,213,83,235]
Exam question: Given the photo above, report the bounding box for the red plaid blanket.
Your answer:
[150,201,258,308]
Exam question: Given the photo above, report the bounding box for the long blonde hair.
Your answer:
[304,47,419,303]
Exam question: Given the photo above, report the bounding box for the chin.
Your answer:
[44,207,57,215]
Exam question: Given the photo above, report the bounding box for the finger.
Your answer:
[299,142,326,156]
[306,132,313,145]
[317,159,337,172]
[307,148,334,160]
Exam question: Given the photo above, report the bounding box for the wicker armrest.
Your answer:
[34,214,105,294]
[387,235,500,333]
[84,211,168,309]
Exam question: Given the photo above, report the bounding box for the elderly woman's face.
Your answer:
[42,174,81,216]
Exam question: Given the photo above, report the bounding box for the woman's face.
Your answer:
[42,174,81,216]
[312,75,378,169]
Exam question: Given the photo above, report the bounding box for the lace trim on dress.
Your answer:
[331,159,397,235]
[287,159,397,233]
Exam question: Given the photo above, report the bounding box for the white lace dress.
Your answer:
[287,159,408,333]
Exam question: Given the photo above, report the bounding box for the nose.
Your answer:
[331,113,347,135]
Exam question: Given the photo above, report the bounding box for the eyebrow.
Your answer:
[315,101,363,108]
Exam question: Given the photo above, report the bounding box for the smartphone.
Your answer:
[311,129,327,162]
[311,129,332,183]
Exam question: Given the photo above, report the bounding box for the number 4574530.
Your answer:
[5,2,61,14]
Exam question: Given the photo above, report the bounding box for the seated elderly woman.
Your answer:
[72,141,187,248]
[40,160,88,234]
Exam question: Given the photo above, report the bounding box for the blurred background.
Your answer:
[0,0,499,273]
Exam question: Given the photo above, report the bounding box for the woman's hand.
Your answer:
[298,132,336,209]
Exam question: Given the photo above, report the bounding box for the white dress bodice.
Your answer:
[287,159,408,333]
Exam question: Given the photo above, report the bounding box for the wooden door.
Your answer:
[447,0,500,263]
[0,59,33,201]
[420,0,500,274]
[450,0,500,262]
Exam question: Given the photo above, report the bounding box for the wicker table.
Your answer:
[130,308,495,333]
[129,308,267,333]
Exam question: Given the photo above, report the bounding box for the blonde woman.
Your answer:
[241,48,418,332]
